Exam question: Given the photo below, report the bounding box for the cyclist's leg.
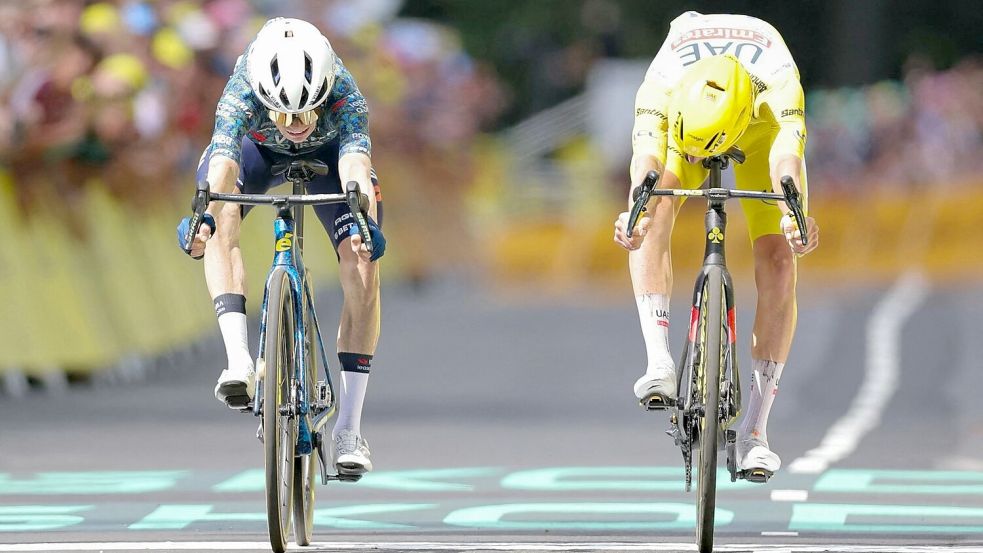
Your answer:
[200,139,279,406]
[732,122,808,472]
[308,141,381,473]
[631,148,707,401]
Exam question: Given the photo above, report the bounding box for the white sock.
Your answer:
[334,370,369,439]
[217,312,252,371]
[739,359,785,445]
[636,293,674,373]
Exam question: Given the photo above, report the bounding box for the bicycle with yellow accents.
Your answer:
[626,147,807,553]
[182,159,374,553]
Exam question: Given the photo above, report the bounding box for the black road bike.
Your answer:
[626,147,807,553]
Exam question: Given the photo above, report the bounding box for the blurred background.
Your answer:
[0,0,980,388]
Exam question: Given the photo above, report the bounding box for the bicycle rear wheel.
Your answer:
[264,269,296,553]
[292,294,317,546]
[696,268,724,553]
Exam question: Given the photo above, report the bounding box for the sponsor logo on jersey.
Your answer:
[213,134,236,146]
[748,72,768,94]
[671,27,772,50]
[222,95,253,114]
[781,108,804,118]
[249,130,267,142]
[636,107,668,121]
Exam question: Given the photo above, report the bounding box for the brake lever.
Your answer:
[627,170,659,239]
[345,180,373,253]
[184,179,211,255]
[779,175,808,247]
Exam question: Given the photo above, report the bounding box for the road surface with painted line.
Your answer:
[1,275,982,552]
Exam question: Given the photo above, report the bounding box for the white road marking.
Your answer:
[769,489,808,502]
[788,271,929,474]
[3,543,983,552]
[761,531,798,536]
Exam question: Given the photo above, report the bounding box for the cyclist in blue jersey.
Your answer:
[177,18,385,475]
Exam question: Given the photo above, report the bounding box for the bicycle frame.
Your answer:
[252,179,337,446]
[682,158,742,425]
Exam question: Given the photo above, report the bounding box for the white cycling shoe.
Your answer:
[334,429,373,475]
[634,363,677,409]
[214,361,256,409]
[737,438,781,483]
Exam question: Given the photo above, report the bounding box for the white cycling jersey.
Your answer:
[645,11,799,95]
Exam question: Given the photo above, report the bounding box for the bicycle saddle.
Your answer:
[272,159,330,181]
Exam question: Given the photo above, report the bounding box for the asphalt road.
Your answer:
[2,272,983,553]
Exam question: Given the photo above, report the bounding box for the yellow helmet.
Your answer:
[669,54,754,158]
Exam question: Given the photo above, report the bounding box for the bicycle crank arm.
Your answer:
[326,473,363,483]
[314,431,330,485]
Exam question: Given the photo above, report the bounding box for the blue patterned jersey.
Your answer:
[207,51,371,162]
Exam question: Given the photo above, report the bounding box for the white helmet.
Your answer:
[246,18,336,123]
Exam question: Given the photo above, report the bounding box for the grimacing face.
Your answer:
[273,115,316,143]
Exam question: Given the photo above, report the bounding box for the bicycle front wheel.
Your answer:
[292,292,317,546]
[263,269,296,553]
[696,267,724,553]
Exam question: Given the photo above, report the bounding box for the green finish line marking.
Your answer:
[4,467,983,535]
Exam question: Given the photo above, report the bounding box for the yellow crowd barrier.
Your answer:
[0,172,344,383]
[476,138,983,292]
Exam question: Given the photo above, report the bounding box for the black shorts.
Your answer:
[197,138,382,251]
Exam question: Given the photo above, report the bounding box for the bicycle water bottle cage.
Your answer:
[272,159,330,182]
[702,146,746,169]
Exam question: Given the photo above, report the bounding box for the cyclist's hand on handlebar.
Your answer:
[176,214,215,259]
[614,211,651,251]
[349,215,386,262]
[781,213,819,256]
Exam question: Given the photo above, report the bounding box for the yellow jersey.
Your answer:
[633,11,807,166]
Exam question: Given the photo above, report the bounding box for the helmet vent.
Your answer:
[706,80,725,92]
[299,86,309,107]
[284,30,294,38]
[677,116,684,142]
[258,83,273,104]
[279,88,291,108]
[312,77,328,105]
[303,53,313,84]
[270,56,280,86]
[704,132,720,151]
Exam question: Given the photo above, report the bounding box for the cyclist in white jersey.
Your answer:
[613,12,820,478]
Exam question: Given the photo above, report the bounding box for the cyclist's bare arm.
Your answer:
[616,78,680,250]
[339,152,376,219]
[764,78,818,254]
[629,78,670,196]
[203,155,247,297]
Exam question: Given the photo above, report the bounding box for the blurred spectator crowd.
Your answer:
[806,56,982,191]
[0,0,506,212]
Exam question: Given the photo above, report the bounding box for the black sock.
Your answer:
[338,352,372,374]
[213,294,246,317]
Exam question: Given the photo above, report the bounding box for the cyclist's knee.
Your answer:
[753,235,795,282]
[338,243,379,288]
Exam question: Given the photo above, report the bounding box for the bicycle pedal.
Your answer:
[640,393,674,411]
[330,473,363,483]
[740,468,773,483]
[224,395,251,410]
